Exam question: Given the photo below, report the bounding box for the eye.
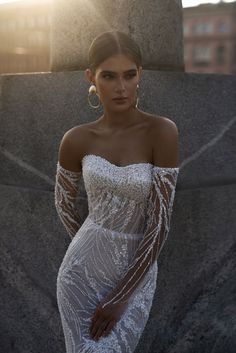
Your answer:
[126,73,137,79]
[103,74,113,79]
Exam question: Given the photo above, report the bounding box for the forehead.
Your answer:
[96,54,137,74]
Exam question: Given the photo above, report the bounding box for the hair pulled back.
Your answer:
[88,30,142,76]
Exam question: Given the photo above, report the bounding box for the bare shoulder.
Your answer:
[149,114,178,137]
[147,114,179,168]
[57,123,92,172]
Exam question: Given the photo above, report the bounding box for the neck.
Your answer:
[99,106,140,131]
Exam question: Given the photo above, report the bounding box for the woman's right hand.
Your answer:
[90,299,128,341]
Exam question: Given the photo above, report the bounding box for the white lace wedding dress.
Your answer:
[54,154,179,353]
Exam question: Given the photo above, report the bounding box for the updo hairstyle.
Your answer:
[88,30,142,76]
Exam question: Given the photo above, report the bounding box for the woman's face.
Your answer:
[85,53,142,111]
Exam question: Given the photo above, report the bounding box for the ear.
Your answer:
[84,69,94,84]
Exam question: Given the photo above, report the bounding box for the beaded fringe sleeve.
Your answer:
[101,165,180,308]
[54,161,83,240]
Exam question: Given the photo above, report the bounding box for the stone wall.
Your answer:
[50,0,184,72]
[0,70,235,352]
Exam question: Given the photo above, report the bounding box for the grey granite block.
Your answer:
[0,69,236,352]
[50,0,184,72]
[135,183,236,353]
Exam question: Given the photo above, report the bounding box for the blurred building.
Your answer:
[183,1,236,74]
[1,1,236,75]
[0,0,52,74]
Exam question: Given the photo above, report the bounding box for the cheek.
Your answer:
[97,83,111,96]
[126,84,138,96]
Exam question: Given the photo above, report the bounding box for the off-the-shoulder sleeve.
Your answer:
[101,165,180,308]
[54,161,83,240]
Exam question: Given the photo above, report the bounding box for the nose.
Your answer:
[116,77,125,92]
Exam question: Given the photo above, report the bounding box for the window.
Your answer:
[0,22,6,32]
[192,22,213,35]
[192,45,211,66]
[216,45,225,65]
[8,20,16,31]
[218,22,228,33]
[47,15,51,26]
[37,17,45,27]
[27,17,35,28]
[18,17,25,28]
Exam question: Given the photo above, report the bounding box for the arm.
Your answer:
[54,162,82,240]
[101,165,179,307]
[54,129,83,240]
[90,165,179,341]
[101,118,179,307]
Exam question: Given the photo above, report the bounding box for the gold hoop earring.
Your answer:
[88,84,101,109]
[134,84,139,108]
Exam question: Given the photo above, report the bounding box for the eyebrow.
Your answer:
[100,69,137,74]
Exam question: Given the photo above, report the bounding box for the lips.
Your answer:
[113,97,128,100]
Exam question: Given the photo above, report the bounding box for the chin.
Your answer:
[113,106,132,112]
[112,102,133,109]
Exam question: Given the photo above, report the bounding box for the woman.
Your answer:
[55,30,179,353]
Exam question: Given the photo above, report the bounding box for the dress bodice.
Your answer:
[82,154,153,235]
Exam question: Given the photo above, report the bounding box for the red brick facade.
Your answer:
[183,2,236,74]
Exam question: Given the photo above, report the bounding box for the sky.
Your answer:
[0,0,235,6]
[182,0,235,7]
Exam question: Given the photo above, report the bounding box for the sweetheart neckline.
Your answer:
[81,154,179,170]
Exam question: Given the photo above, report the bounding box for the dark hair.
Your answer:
[88,30,142,76]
